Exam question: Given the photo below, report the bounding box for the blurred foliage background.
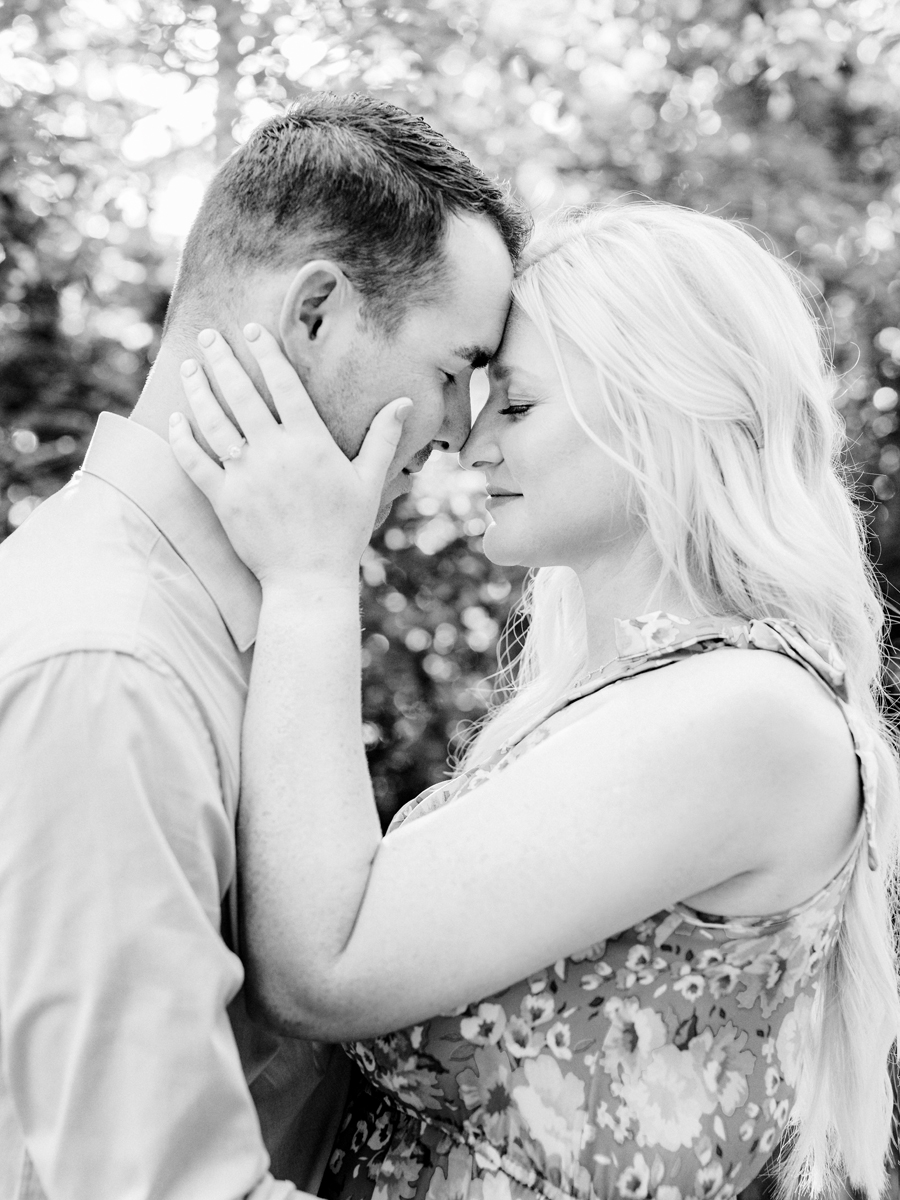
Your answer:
[3,0,900,824]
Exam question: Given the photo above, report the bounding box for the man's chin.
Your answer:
[374,500,393,530]
[374,472,411,529]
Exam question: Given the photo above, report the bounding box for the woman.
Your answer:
[169,204,899,1200]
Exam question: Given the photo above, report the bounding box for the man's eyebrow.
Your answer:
[452,345,492,370]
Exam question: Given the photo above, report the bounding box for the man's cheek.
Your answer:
[399,404,444,460]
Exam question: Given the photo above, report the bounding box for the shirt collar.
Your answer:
[81,411,261,652]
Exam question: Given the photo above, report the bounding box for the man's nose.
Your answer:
[431,382,473,454]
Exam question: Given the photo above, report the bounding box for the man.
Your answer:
[0,93,527,1199]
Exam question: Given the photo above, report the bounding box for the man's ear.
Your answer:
[278,259,359,363]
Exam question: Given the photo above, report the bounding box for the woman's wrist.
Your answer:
[254,575,363,678]
[257,567,361,600]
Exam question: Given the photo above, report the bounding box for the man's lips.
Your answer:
[390,453,431,497]
[402,455,431,476]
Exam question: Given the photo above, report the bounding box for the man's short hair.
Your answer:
[165,93,530,335]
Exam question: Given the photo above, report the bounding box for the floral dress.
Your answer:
[322,614,878,1200]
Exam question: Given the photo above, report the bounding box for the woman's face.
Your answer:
[459,308,643,571]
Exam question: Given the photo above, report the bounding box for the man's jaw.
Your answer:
[374,501,393,530]
[374,460,422,529]
[393,449,432,497]
[373,447,434,532]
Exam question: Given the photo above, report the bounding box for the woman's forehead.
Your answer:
[487,360,545,388]
[489,312,555,381]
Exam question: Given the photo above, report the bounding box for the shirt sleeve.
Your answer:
[0,650,303,1200]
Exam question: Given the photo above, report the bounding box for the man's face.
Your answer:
[307,213,514,522]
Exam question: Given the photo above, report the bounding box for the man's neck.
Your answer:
[130,340,198,443]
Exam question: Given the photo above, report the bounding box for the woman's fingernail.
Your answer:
[244,323,261,342]
[169,412,183,425]
[198,329,215,348]
[396,399,413,422]
[181,358,198,376]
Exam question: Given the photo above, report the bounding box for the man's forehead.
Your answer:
[439,213,514,335]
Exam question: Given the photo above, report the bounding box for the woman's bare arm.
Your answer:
[239,628,858,1041]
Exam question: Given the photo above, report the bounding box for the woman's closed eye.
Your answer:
[499,402,533,418]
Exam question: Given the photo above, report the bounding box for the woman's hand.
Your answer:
[168,323,412,590]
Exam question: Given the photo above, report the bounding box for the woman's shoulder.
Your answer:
[540,635,858,854]
[557,636,852,766]
[675,645,864,910]
[562,639,862,911]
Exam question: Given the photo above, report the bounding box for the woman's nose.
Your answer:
[459,411,501,471]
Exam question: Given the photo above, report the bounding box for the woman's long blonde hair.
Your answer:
[462,204,900,1198]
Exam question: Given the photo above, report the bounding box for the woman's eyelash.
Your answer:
[499,403,532,417]
[443,372,456,385]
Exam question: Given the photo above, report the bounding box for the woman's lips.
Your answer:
[485,493,521,507]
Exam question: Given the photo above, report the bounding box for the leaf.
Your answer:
[449,1044,477,1061]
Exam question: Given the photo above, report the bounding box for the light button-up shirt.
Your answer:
[0,412,349,1200]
